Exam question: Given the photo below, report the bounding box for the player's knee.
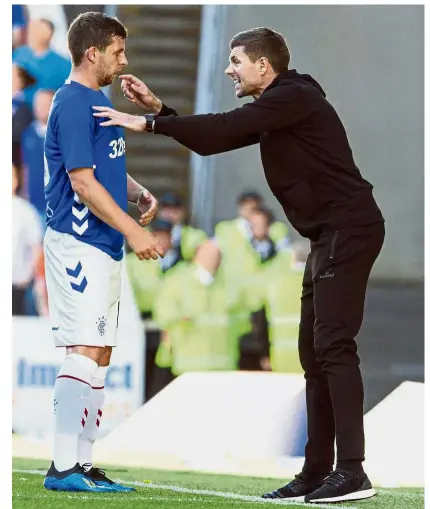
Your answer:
[66,345,104,364]
[58,352,99,384]
[99,346,113,367]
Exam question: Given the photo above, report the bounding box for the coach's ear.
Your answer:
[85,46,98,64]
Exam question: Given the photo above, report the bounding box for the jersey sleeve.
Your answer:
[56,97,96,172]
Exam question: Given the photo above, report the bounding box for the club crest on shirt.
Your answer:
[96,316,107,336]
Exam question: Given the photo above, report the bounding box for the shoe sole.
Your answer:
[284,496,305,502]
[94,481,136,493]
[262,495,305,502]
[44,480,114,493]
[308,488,377,503]
[44,485,114,492]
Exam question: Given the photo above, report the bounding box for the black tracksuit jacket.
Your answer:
[154,69,384,241]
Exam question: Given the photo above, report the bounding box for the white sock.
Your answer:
[53,353,99,472]
[78,365,108,469]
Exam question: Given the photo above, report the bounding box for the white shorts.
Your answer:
[44,227,122,348]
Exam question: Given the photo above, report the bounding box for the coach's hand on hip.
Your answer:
[120,74,162,114]
[137,188,158,226]
[126,225,164,261]
[93,106,146,132]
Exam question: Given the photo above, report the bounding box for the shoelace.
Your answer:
[289,473,308,488]
[82,463,108,480]
[92,468,108,479]
[324,471,347,487]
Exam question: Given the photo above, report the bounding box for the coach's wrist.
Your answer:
[153,98,162,114]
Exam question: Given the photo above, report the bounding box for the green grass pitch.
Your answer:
[13,458,424,509]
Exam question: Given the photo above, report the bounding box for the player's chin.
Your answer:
[99,76,116,88]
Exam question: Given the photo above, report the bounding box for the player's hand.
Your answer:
[126,226,164,261]
[120,74,162,113]
[93,106,146,132]
[137,188,158,226]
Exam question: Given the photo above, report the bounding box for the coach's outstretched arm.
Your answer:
[69,168,164,261]
[94,74,260,155]
[96,73,311,156]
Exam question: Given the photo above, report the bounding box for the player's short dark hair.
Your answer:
[230,27,290,73]
[68,11,128,66]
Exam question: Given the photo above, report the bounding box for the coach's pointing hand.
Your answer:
[120,74,162,114]
[126,226,164,261]
[93,106,146,132]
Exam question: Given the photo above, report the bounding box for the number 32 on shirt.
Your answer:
[109,137,126,159]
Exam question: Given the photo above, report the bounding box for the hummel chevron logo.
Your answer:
[72,205,89,221]
[66,261,83,278]
[66,261,88,293]
[72,194,89,235]
[70,277,88,293]
[72,220,89,236]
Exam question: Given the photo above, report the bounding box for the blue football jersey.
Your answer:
[44,80,128,261]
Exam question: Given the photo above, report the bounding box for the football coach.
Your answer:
[93,27,385,504]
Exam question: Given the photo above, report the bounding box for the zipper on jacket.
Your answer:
[329,231,339,260]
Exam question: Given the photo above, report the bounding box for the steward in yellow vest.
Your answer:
[259,243,309,373]
[153,239,260,376]
[215,190,290,259]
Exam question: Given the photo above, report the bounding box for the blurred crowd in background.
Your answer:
[11,5,311,401]
[12,5,70,317]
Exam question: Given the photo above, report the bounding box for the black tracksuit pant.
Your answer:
[299,222,385,474]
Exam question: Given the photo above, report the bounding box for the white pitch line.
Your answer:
[15,493,201,502]
[13,469,358,509]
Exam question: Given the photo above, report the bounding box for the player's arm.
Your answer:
[127,173,158,226]
[69,169,163,260]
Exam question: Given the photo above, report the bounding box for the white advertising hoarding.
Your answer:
[12,263,145,438]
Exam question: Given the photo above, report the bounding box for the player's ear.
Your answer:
[85,47,98,64]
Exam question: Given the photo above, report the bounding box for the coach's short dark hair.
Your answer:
[68,12,128,66]
[230,27,290,73]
